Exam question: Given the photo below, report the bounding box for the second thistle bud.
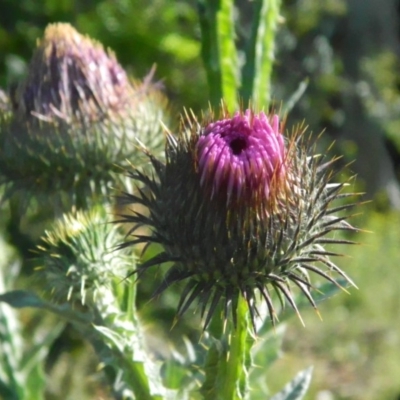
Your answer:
[16,23,131,122]
[119,107,358,329]
[36,208,132,306]
[0,23,169,212]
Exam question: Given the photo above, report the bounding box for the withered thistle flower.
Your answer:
[118,108,358,329]
[16,23,131,123]
[0,23,168,211]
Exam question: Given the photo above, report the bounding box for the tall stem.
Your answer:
[216,294,252,400]
[241,0,282,109]
[198,0,238,111]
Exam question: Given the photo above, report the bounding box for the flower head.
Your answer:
[0,23,169,212]
[36,208,132,305]
[118,107,359,329]
[16,23,131,123]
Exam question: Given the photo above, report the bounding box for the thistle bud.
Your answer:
[36,208,132,306]
[118,108,359,329]
[0,23,168,211]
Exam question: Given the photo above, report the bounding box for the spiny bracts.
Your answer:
[118,107,359,329]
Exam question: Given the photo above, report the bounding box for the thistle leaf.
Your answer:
[270,366,314,400]
[0,290,91,324]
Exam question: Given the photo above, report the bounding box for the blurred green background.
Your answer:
[1,0,400,399]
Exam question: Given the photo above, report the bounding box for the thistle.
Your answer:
[35,207,132,306]
[118,107,358,329]
[15,23,132,123]
[0,23,168,211]
[32,209,171,399]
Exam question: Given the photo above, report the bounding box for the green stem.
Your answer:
[198,0,222,107]
[253,0,281,109]
[241,0,263,104]
[218,295,250,400]
[86,327,157,400]
[198,0,238,111]
[241,0,282,109]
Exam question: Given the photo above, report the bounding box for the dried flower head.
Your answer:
[118,107,359,329]
[15,23,132,123]
[0,23,168,212]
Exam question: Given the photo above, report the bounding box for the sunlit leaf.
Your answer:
[270,366,313,400]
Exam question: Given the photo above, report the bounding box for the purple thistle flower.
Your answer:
[197,110,285,207]
[118,107,359,329]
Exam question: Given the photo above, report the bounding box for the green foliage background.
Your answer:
[1,0,400,399]
[0,0,206,111]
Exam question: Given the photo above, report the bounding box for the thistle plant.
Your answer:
[114,1,361,398]
[16,23,132,123]
[117,108,358,329]
[0,208,169,399]
[0,1,364,399]
[35,208,131,306]
[0,23,168,212]
[35,209,169,399]
[0,235,64,400]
